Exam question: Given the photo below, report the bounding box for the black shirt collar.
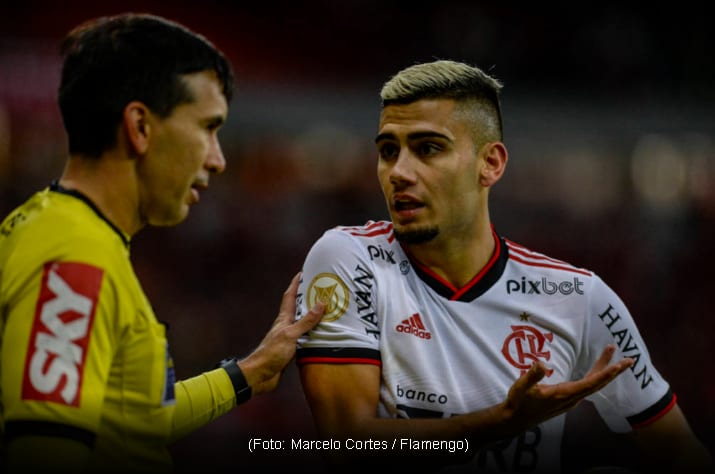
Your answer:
[49,180,130,249]
[405,227,509,302]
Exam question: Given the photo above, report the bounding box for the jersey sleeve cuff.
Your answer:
[627,388,676,429]
[296,347,382,366]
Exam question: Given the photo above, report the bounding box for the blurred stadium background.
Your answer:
[2,1,713,472]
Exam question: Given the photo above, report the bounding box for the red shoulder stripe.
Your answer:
[506,240,592,276]
[344,221,394,242]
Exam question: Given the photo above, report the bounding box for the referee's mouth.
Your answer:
[190,181,209,203]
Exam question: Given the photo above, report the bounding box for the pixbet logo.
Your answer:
[22,262,103,406]
[506,276,584,295]
[367,244,396,264]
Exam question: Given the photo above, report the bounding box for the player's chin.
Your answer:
[393,224,439,244]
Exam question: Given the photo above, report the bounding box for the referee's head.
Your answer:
[58,13,235,159]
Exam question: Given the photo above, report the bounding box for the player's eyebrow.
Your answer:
[375,131,452,143]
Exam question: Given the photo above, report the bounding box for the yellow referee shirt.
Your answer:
[1,185,236,472]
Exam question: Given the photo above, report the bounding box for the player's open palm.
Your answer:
[499,344,634,434]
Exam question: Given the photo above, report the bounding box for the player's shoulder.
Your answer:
[332,220,395,239]
[319,220,396,247]
[503,237,594,279]
[307,220,397,262]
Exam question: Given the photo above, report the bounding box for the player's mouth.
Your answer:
[392,195,424,220]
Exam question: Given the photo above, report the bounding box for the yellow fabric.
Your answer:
[0,188,236,472]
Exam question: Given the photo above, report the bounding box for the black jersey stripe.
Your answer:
[408,230,509,303]
[627,388,676,428]
[4,420,96,447]
[296,347,381,365]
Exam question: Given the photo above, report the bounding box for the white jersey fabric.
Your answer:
[296,220,675,473]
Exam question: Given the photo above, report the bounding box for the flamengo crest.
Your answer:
[501,324,554,376]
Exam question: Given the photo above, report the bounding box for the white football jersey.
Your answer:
[296,220,674,473]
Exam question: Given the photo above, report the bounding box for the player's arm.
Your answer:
[300,345,633,451]
[583,276,713,473]
[628,404,714,473]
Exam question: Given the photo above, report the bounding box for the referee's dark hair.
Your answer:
[58,13,234,158]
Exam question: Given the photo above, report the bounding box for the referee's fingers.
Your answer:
[281,272,302,308]
[294,301,325,334]
[270,272,303,327]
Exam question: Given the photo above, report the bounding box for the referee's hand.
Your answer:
[237,272,325,396]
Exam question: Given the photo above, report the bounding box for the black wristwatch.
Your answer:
[216,357,252,405]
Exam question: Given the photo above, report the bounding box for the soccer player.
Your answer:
[295,60,713,472]
[0,13,324,473]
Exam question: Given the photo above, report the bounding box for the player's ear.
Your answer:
[479,141,508,187]
[122,101,152,156]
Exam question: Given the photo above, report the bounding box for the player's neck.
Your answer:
[405,220,496,289]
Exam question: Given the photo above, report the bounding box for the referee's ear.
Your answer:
[122,101,152,157]
[478,141,508,188]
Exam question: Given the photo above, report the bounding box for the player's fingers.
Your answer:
[512,361,547,396]
[569,356,634,398]
[584,345,634,380]
[596,357,634,384]
[587,344,616,374]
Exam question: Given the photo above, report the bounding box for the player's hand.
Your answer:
[237,272,325,396]
[497,344,633,435]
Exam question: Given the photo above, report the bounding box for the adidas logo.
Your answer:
[395,313,432,340]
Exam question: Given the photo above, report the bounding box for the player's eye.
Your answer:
[416,142,441,157]
[377,143,399,161]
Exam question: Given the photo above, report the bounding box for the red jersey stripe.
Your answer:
[343,221,394,238]
[452,228,503,300]
[506,239,575,267]
[297,357,381,366]
[509,253,592,276]
[631,393,677,429]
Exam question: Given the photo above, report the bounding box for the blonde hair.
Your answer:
[380,60,504,142]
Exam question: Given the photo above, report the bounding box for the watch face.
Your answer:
[218,357,238,368]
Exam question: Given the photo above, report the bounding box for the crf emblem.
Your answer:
[501,325,554,376]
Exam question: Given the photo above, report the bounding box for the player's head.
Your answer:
[376,60,508,245]
[380,59,503,146]
[58,13,234,158]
